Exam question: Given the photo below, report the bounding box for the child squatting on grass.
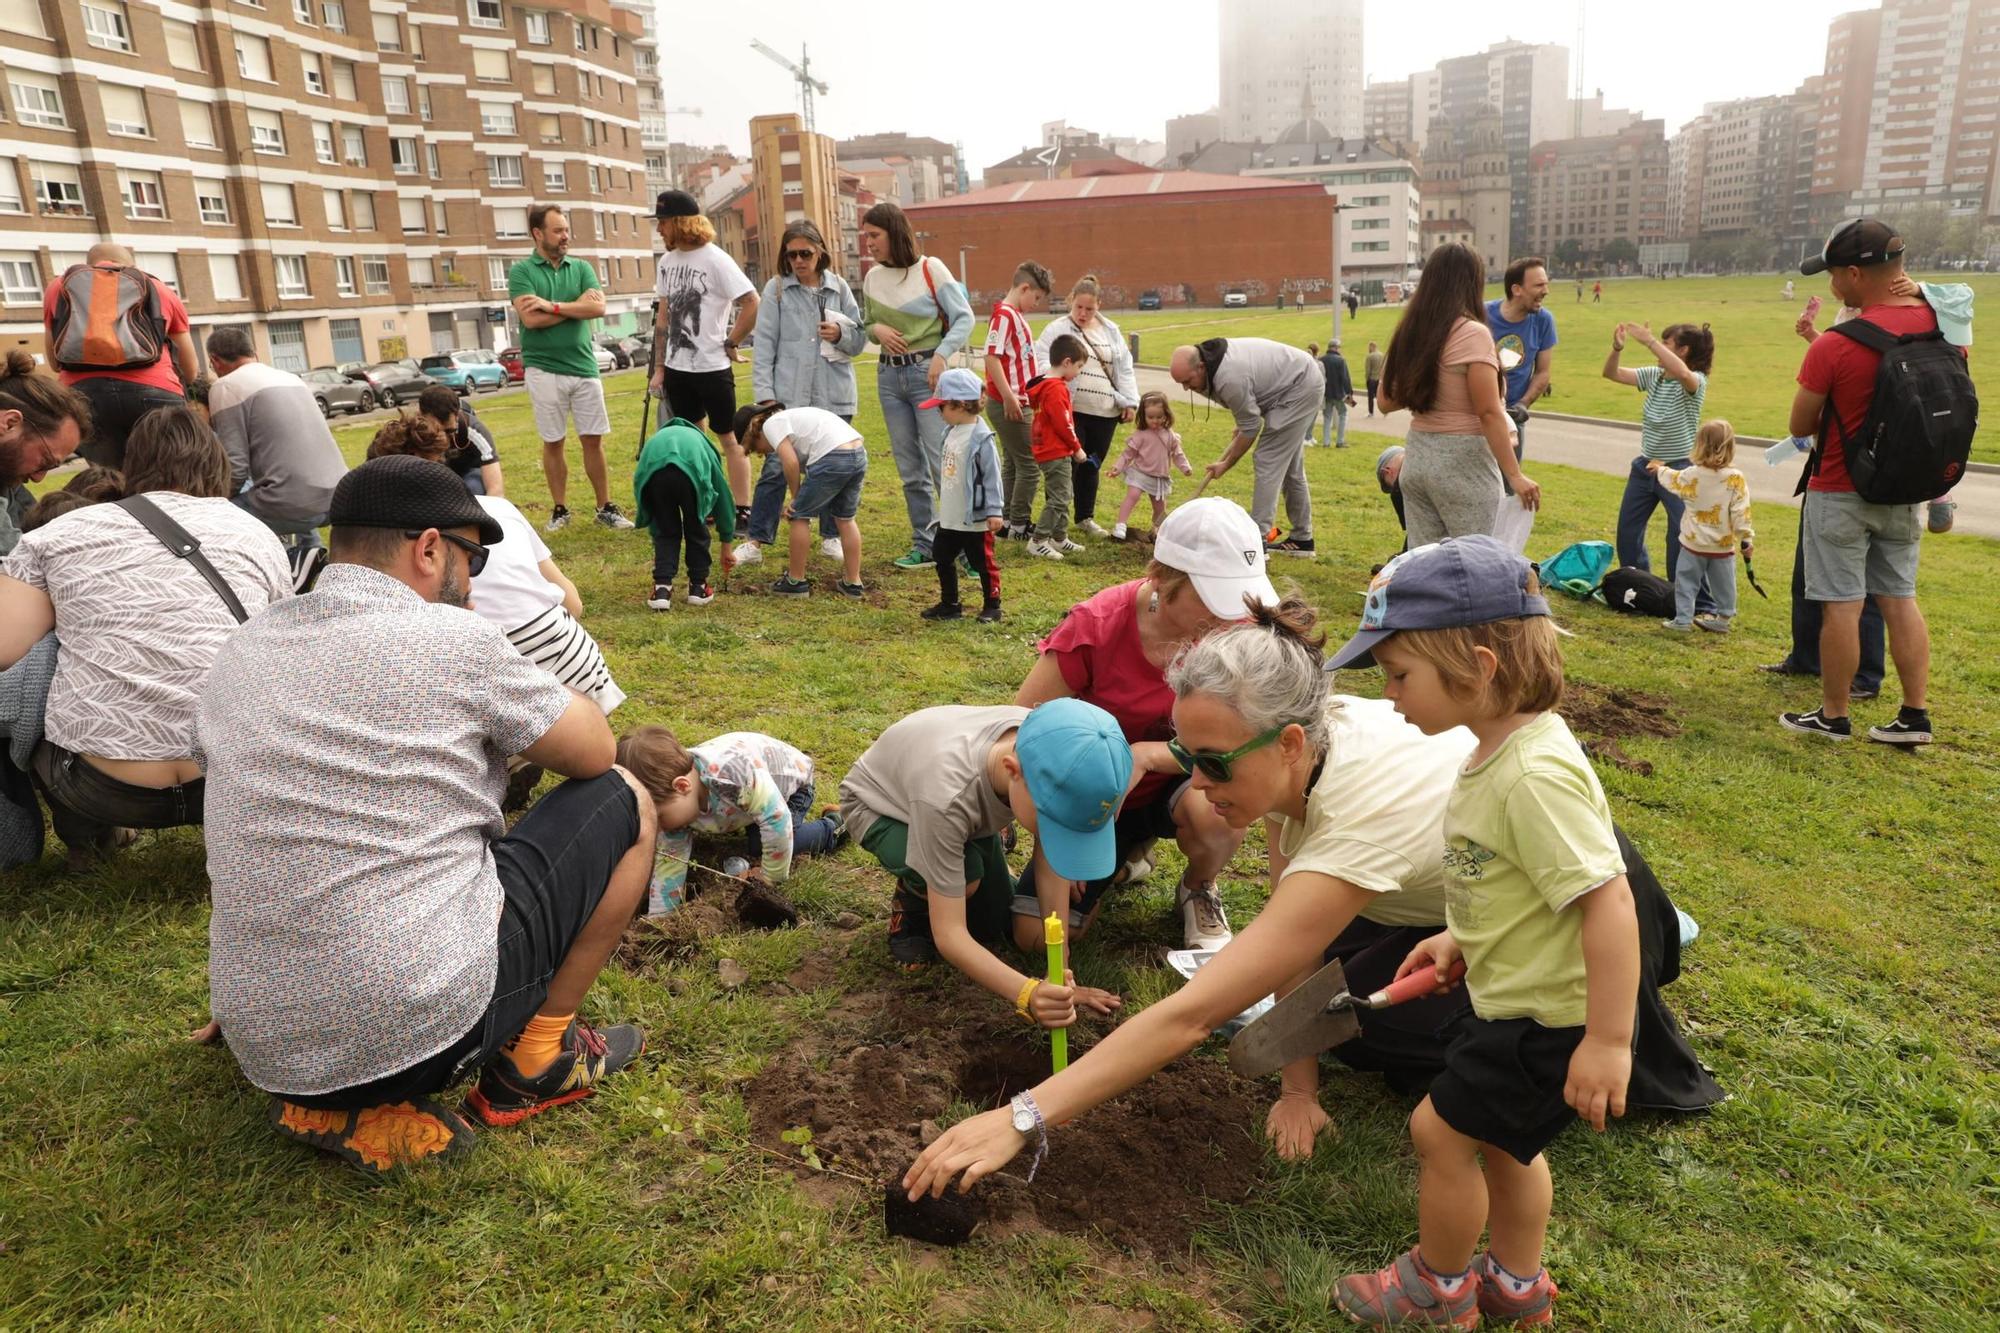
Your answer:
[616,725,847,917]
[1106,390,1192,540]
[920,367,1005,622]
[633,414,738,611]
[732,400,868,600]
[1325,535,1640,1329]
[1648,420,1754,634]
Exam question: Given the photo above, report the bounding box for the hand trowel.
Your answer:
[1227,956,1467,1078]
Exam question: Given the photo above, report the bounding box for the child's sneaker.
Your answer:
[685,583,716,606]
[887,893,936,969]
[1781,707,1851,740]
[835,580,865,599]
[1474,1253,1558,1326]
[1004,522,1031,541]
[595,502,635,530]
[1057,537,1086,554]
[1265,534,1318,558]
[820,537,844,560]
[820,805,849,850]
[1661,618,1692,631]
[647,583,673,611]
[464,1018,646,1128]
[1111,522,1128,540]
[268,1094,477,1174]
[731,541,763,565]
[1026,537,1064,560]
[1868,708,1933,746]
[773,575,812,597]
[892,548,935,571]
[977,600,1003,623]
[1334,1249,1480,1328]
[1694,612,1731,634]
[920,601,963,620]
[1078,518,1107,537]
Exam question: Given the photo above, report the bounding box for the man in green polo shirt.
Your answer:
[508,204,632,533]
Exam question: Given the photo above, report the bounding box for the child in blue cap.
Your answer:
[837,698,1139,1028]
[1323,535,1640,1329]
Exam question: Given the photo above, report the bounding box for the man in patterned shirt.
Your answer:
[197,456,657,1172]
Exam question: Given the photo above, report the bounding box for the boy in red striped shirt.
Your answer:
[984,261,1052,539]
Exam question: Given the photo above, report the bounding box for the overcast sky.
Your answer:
[661,0,1865,177]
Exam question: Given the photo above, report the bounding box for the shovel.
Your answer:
[1741,543,1768,599]
[1227,956,1467,1079]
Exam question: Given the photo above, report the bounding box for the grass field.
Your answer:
[990,274,2000,464]
[3,361,1997,1330]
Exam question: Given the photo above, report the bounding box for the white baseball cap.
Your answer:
[1152,498,1279,620]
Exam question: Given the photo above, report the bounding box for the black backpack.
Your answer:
[1809,318,1977,504]
[1601,566,1676,617]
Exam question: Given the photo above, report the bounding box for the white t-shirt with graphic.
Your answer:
[656,242,755,374]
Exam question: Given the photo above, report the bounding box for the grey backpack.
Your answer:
[49,264,167,372]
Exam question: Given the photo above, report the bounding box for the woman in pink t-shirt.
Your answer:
[1378,244,1541,545]
[1015,498,1275,951]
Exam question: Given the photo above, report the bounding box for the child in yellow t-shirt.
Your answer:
[1322,535,1641,1329]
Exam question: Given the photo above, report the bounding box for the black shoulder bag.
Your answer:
[116,495,249,623]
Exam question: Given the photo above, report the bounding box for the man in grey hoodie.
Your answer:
[1170,338,1320,556]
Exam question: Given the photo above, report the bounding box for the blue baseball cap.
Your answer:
[1015,698,1132,881]
[920,367,985,408]
[1325,535,1550,671]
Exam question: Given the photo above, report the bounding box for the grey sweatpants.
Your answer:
[987,399,1038,529]
[1399,429,1504,547]
[1033,456,1074,540]
[1250,400,1317,540]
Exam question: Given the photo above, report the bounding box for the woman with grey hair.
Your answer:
[907,598,1719,1195]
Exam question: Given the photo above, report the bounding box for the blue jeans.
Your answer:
[790,447,866,521]
[1617,455,1712,613]
[1669,551,1737,627]
[1319,398,1348,446]
[747,451,836,544]
[876,358,946,556]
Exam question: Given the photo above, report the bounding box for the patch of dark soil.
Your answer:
[745,1002,1267,1256]
[1582,738,1653,777]
[1561,682,1683,748]
[736,879,800,930]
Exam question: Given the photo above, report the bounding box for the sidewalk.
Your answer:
[1132,365,2000,540]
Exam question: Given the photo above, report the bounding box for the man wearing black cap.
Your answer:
[1782,218,1938,746]
[197,456,655,1171]
[650,189,760,523]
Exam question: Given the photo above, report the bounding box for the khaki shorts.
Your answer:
[525,367,610,442]
[1802,488,1922,602]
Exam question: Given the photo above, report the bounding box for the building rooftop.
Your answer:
[908,171,1329,210]
[1185,137,1412,174]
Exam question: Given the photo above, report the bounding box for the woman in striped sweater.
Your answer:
[859,202,974,571]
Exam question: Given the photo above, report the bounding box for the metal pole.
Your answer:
[958,244,976,289]
[1329,200,1345,347]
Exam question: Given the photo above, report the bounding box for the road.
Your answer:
[1131,365,2000,540]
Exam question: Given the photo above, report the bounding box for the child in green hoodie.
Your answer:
[634,417,737,610]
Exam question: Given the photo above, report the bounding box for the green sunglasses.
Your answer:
[1168,726,1287,783]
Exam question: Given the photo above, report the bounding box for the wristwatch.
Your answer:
[1009,1093,1039,1136]
[724,338,739,352]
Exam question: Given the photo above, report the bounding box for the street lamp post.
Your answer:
[1329,199,1353,347]
[958,244,977,290]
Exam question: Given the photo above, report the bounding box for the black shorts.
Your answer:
[1320,916,1466,1095]
[662,366,737,433]
[289,771,641,1110]
[1426,1015,1588,1165]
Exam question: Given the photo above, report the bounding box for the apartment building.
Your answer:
[1218,0,1364,144]
[1668,80,1821,261]
[750,111,839,282]
[0,0,655,372]
[1429,40,1570,256]
[1526,119,1671,263]
[834,131,960,198]
[1185,134,1423,285]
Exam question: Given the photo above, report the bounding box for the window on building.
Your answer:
[137,251,177,291]
[473,48,509,82]
[330,317,363,361]
[292,0,314,23]
[488,154,523,186]
[0,0,48,37]
[391,137,417,173]
[399,196,425,233]
[335,256,356,295]
[0,166,22,212]
[306,119,334,163]
[425,143,440,178]
[235,33,274,82]
[470,0,503,27]
[573,18,586,48]
[362,256,390,293]
[418,86,432,122]
[208,254,244,301]
[120,170,166,220]
[162,18,203,70]
[544,163,565,191]
[587,165,599,193]
[382,76,409,114]
[531,64,556,96]
[321,1,345,32]
[351,191,375,230]
[323,60,357,100]
[408,23,423,60]
[481,103,517,135]
[83,1,132,52]
[195,178,230,223]
[10,75,64,129]
[304,53,326,96]
[249,108,285,154]
[261,181,297,225]
[434,201,449,233]
[321,187,345,228]
[487,256,508,288]
[372,12,401,50]
[537,112,561,142]
[179,99,217,150]
[0,252,39,304]
[275,255,309,297]
[32,162,86,215]
[101,86,149,137]
[493,205,528,237]
[524,11,550,44]
[408,255,435,285]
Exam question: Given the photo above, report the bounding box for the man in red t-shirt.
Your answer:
[1783,218,1937,746]
[40,243,199,468]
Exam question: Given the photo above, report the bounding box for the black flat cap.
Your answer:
[328,455,504,544]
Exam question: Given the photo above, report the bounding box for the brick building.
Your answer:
[903,171,1337,312]
[834,131,961,198]
[1526,120,1671,265]
[750,112,839,282]
[0,0,656,371]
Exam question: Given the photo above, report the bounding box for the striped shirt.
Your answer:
[983,301,1038,399]
[505,604,625,716]
[1635,365,1707,461]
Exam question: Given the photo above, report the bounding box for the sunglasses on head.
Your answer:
[1168,725,1287,783]
[406,529,488,577]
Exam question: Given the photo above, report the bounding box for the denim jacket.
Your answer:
[939,417,1004,527]
[752,273,867,417]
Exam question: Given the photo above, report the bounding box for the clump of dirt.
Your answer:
[1561,682,1682,774]
[745,1005,1267,1256]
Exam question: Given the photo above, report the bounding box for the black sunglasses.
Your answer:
[406,529,488,577]
[784,248,819,261]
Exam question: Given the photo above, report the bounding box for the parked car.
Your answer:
[344,359,432,407]
[1137,290,1162,310]
[420,350,506,394]
[1222,290,1249,308]
[497,346,526,382]
[592,343,616,374]
[303,367,376,417]
[594,336,645,370]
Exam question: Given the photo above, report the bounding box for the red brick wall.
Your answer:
[907,191,1340,309]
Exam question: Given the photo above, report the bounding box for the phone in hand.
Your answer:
[1802,295,1823,323]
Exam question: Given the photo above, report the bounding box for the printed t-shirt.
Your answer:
[1443,712,1626,1029]
[656,242,755,374]
[42,266,191,394]
[1485,299,1558,404]
[1634,365,1707,461]
[1408,318,1501,436]
[837,705,1026,898]
[1038,581,1175,805]
[762,405,862,468]
[1796,302,1946,494]
[938,421,977,530]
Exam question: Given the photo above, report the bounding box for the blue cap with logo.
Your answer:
[920,367,985,409]
[1325,535,1550,671]
[1014,698,1132,881]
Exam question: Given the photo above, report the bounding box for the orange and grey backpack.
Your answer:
[48,263,167,372]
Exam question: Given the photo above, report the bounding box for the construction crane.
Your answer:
[750,40,828,132]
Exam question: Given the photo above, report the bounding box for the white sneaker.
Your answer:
[1079,519,1107,537]
[1178,879,1233,950]
[820,537,843,560]
[1058,537,1086,554]
[1026,537,1064,560]
[1111,522,1128,541]
[731,542,763,566]
[1118,848,1155,884]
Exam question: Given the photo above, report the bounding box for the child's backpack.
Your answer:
[1536,540,1613,599]
[47,263,167,373]
[1814,318,1976,504]
[1601,566,1676,617]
